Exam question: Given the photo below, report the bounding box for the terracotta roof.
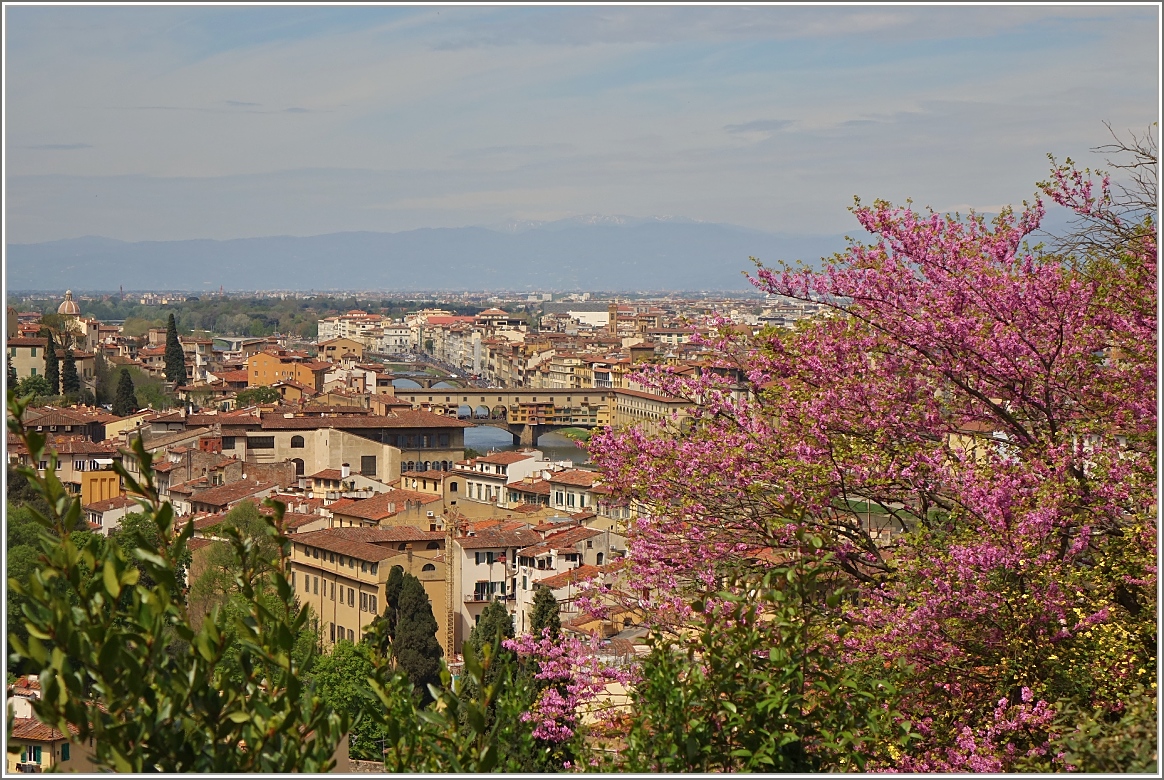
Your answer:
[511,503,546,513]
[295,530,402,562]
[547,469,600,487]
[7,337,48,347]
[83,494,136,513]
[9,717,78,741]
[330,526,445,544]
[510,478,551,495]
[167,477,210,496]
[521,526,602,557]
[329,488,441,521]
[215,369,250,382]
[189,479,278,508]
[309,469,346,481]
[258,411,470,430]
[284,512,325,531]
[458,529,542,550]
[536,563,604,590]
[187,537,217,552]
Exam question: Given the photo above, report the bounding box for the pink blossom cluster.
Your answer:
[503,629,637,744]
[585,161,1155,770]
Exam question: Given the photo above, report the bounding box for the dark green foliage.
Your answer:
[7,358,16,387]
[61,348,80,395]
[309,641,389,760]
[15,374,52,399]
[6,392,345,771]
[365,564,404,655]
[1030,686,1158,773]
[460,600,516,708]
[164,313,187,386]
[393,573,444,705]
[529,584,561,638]
[619,547,912,772]
[234,385,281,406]
[112,368,138,416]
[43,330,59,395]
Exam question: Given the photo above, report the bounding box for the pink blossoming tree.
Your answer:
[588,133,1157,771]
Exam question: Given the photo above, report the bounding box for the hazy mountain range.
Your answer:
[5,216,851,292]
[6,209,1073,293]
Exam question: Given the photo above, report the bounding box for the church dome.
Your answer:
[57,290,80,316]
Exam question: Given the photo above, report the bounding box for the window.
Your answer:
[362,561,368,573]
[360,455,377,476]
[330,623,335,642]
[348,629,354,642]
[74,460,84,471]
[439,433,450,447]
[312,548,319,559]
[313,576,318,595]
[30,367,37,375]
[360,592,367,611]
[426,541,440,550]
[422,563,436,572]
[330,581,335,600]
[290,435,305,448]
[247,436,275,449]
[450,482,458,493]
[370,563,378,575]
[370,595,377,613]
[291,572,296,589]
[337,624,344,641]
[349,589,355,607]
[30,347,37,357]
[62,743,70,761]
[587,540,593,548]
[222,437,235,449]
[522,576,528,590]
[33,746,42,763]
[596,552,604,565]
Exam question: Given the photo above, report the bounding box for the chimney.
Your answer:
[341,463,350,478]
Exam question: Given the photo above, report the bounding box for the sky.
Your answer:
[3,3,1159,244]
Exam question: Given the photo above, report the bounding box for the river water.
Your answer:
[463,425,591,465]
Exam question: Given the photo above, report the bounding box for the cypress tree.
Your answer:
[393,573,443,705]
[366,565,404,656]
[461,599,515,707]
[61,348,80,395]
[529,585,561,638]
[7,358,17,388]
[164,313,187,386]
[43,330,60,395]
[112,369,138,416]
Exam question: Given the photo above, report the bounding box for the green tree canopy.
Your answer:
[529,585,561,638]
[164,313,187,386]
[42,329,59,395]
[393,573,443,705]
[234,385,281,406]
[15,374,51,400]
[61,348,80,395]
[112,368,138,416]
[309,641,388,760]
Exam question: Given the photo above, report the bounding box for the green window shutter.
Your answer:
[33,745,42,763]
[62,743,70,761]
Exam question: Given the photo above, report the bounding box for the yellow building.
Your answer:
[7,336,47,380]
[246,349,330,392]
[290,527,451,655]
[318,337,365,363]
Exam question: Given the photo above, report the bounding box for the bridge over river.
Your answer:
[393,388,614,446]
